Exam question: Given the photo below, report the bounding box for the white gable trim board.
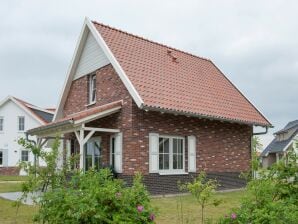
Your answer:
[0,96,46,125]
[54,17,144,121]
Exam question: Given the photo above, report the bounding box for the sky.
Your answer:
[0,0,297,148]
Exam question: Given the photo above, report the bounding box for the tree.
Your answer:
[181,172,221,224]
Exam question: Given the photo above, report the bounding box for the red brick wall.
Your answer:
[127,106,252,175]
[0,167,20,175]
[63,64,252,176]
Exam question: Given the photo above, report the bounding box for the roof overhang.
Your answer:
[142,104,272,128]
[28,101,122,137]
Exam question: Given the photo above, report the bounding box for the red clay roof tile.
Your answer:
[92,21,270,126]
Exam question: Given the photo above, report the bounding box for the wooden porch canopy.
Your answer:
[27,100,123,169]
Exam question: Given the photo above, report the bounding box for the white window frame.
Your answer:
[0,150,3,166]
[158,135,185,174]
[18,116,25,132]
[21,150,29,162]
[0,116,3,132]
[88,74,96,105]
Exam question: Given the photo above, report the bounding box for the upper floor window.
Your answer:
[18,116,25,131]
[88,74,96,104]
[0,117,3,131]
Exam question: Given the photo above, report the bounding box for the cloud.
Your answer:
[0,0,297,147]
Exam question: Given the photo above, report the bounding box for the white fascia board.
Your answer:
[9,97,45,125]
[0,96,11,108]
[282,140,294,152]
[54,17,144,121]
[53,20,90,121]
[85,18,144,108]
[27,105,55,114]
[73,106,121,125]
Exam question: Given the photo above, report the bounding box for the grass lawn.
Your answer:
[0,180,37,224]
[0,175,28,181]
[0,198,37,224]
[152,190,245,224]
[0,182,23,193]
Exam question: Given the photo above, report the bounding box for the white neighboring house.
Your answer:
[0,96,54,175]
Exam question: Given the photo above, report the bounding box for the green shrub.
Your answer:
[34,169,155,224]
[218,152,298,224]
[17,138,155,223]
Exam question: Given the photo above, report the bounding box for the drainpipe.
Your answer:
[251,126,269,179]
[26,132,37,177]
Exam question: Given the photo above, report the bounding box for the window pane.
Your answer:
[159,138,163,153]
[19,117,25,131]
[178,154,183,169]
[173,154,177,169]
[164,154,169,169]
[159,154,163,170]
[0,151,3,165]
[173,139,177,153]
[179,139,183,153]
[0,118,3,131]
[164,138,169,153]
[21,151,29,162]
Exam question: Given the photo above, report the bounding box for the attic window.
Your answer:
[88,74,96,104]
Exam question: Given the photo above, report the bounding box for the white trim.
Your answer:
[158,135,185,174]
[282,140,294,152]
[83,127,120,133]
[73,106,121,125]
[54,17,144,121]
[53,19,90,121]
[26,104,55,115]
[0,96,46,125]
[86,18,144,108]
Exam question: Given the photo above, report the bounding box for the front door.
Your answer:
[85,137,102,171]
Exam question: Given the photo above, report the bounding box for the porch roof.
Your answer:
[27,100,123,137]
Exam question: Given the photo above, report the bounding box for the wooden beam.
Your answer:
[83,130,96,145]
[83,127,120,133]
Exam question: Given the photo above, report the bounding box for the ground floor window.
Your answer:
[21,150,29,162]
[110,136,115,170]
[85,137,102,171]
[0,151,3,165]
[159,136,184,172]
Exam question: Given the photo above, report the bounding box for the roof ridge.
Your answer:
[92,20,212,62]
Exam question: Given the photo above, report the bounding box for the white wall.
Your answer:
[0,100,48,170]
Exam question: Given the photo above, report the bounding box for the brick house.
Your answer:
[28,18,271,194]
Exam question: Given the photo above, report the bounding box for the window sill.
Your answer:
[159,171,189,176]
[85,102,96,107]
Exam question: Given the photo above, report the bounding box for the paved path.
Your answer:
[0,192,40,205]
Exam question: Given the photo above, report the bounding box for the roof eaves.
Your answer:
[209,61,272,127]
[27,119,74,135]
[142,104,270,127]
